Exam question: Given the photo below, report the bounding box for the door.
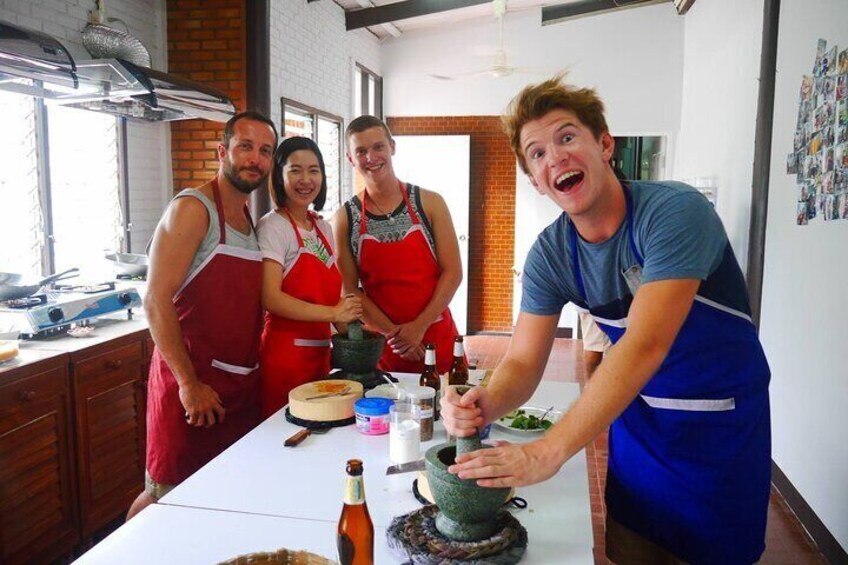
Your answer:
[392,135,470,334]
[513,168,578,332]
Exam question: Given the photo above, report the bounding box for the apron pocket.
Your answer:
[211,359,260,375]
[640,394,735,412]
[293,338,331,347]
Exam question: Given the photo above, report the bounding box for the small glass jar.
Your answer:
[353,397,392,435]
[406,386,436,441]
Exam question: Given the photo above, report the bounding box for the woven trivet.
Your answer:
[217,548,337,565]
[386,505,527,565]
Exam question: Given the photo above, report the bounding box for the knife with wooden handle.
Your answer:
[284,428,312,447]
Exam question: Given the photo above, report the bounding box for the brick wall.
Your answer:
[166,0,246,192]
[387,116,515,333]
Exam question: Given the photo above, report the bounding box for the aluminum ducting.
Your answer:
[82,23,150,68]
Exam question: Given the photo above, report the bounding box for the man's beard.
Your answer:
[223,161,268,195]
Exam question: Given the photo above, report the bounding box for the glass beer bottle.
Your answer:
[337,459,374,565]
[448,335,469,386]
[419,343,440,421]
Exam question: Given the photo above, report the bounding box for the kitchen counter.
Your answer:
[20,312,149,354]
[76,376,594,564]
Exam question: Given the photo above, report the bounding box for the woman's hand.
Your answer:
[332,294,363,323]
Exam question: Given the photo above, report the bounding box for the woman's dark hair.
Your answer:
[271,136,328,211]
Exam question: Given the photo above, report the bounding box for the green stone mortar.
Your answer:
[424,386,511,541]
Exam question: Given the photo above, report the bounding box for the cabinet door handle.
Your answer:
[108,359,123,370]
[18,390,36,402]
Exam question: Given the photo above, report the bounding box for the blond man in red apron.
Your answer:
[127,112,278,520]
[333,116,462,374]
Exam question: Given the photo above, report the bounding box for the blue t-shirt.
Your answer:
[521,181,751,323]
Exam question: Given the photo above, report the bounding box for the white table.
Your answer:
[73,504,394,564]
[77,376,594,564]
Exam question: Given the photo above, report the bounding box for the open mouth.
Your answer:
[553,171,583,192]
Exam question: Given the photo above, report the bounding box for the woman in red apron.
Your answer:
[356,180,458,374]
[258,137,362,417]
[147,177,264,490]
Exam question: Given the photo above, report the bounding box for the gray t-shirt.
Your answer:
[521,181,750,321]
[174,189,259,275]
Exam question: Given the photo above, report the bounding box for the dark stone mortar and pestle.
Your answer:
[329,320,395,389]
[424,386,512,542]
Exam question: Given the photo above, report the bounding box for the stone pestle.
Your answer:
[453,385,482,456]
[347,320,364,341]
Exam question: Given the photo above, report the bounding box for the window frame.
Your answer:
[4,94,130,276]
[355,63,383,119]
[280,98,344,213]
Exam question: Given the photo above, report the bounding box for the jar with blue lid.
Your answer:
[354,397,393,435]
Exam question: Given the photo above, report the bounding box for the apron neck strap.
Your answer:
[359,180,419,236]
[569,181,641,305]
[281,206,310,248]
[211,177,256,244]
[211,177,228,245]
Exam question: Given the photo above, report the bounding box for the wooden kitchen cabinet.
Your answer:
[0,354,80,564]
[70,333,147,538]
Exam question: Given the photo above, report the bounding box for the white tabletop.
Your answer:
[73,504,394,564]
[157,376,594,563]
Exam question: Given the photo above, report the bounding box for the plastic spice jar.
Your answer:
[406,386,436,441]
[354,397,393,435]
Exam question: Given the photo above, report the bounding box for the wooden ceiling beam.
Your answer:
[346,0,492,31]
[542,0,671,25]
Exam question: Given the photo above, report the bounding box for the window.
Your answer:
[282,99,343,215]
[354,63,382,119]
[0,88,126,279]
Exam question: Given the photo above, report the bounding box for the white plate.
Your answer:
[493,405,562,435]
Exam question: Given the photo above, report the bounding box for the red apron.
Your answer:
[358,181,457,374]
[260,208,342,417]
[146,179,263,487]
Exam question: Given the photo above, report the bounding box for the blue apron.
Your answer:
[569,186,771,564]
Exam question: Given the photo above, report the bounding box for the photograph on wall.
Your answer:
[788,39,848,224]
[813,39,827,76]
[839,48,848,74]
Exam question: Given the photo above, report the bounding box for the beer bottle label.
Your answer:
[453,340,464,357]
[425,348,436,366]
[343,476,365,505]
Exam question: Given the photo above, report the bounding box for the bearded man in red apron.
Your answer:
[127,111,278,520]
[333,116,463,374]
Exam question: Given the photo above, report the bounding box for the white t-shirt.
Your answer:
[256,210,335,273]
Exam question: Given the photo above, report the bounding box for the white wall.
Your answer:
[381,4,684,139]
[674,0,764,272]
[0,0,171,253]
[269,1,381,200]
[761,0,848,551]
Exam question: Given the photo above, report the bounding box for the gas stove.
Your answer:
[0,283,142,339]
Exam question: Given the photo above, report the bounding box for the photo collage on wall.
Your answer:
[787,39,848,225]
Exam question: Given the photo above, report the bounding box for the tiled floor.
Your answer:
[465,335,828,565]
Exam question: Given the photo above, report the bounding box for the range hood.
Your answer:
[0,19,235,122]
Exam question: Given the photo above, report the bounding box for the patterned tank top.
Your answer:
[344,183,436,262]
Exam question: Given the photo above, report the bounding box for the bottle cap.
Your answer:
[354,397,393,416]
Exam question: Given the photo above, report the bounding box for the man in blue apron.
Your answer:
[441,75,771,564]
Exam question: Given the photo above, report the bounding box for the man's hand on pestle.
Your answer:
[447,439,562,488]
[440,385,491,438]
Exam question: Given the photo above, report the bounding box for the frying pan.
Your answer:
[104,252,148,277]
[0,268,80,301]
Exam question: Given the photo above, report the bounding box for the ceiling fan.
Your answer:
[430,0,552,81]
